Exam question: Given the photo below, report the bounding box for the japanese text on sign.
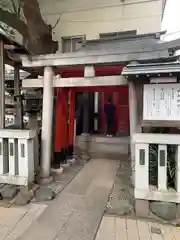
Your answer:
[143,84,180,121]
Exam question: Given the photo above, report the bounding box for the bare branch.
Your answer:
[52,15,61,30]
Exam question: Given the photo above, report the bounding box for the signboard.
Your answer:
[143,84,180,121]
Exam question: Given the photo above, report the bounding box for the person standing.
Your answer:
[104,97,115,137]
[75,94,83,135]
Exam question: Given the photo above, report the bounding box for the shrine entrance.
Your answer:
[22,65,130,165]
[21,55,131,180]
[54,84,130,163]
[73,86,129,136]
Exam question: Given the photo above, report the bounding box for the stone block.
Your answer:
[1,185,18,199]
[150,226,161,234]
[14,188,33,205]
[149,201,177,221]
[35,187,55,202]
[135,199,149,218]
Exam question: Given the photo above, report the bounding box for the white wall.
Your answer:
[39,0,163,52]
[161,0,180,41]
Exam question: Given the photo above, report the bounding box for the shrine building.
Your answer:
[3,29,180,217]
[17,31,180,182]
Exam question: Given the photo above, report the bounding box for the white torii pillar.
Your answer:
[39,66,54,183]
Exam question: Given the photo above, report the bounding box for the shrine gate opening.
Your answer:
[54,84,130,163]
[22,64,129,168]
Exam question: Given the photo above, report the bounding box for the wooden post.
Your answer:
[68,89,75,157]
[0,40,5,128]
[54,88,69,164]
[62,88,69,162]
[14,64,23,128]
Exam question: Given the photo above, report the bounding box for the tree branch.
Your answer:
[0,0,58,54]
[0,7,28,37]
[52,15,61,30]
[20,0,50,34]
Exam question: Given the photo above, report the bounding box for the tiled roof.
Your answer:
[122,61,180,76]
[79,32,163,52]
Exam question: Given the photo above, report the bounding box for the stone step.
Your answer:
[90,152,126,160]
[76,135,130,158]
[90,136,130,145]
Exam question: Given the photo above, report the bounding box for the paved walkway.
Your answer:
[0,204,47,240]
[96,215,180,240]
[16,159,118,240]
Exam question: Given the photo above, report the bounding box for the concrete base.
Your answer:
[61,162,70,170]
[80,133,91,151]
[135,199,149,218]
[67,158,76,165]
[135,199,178,223]
[51,167,64,175]
[37,175,53,185]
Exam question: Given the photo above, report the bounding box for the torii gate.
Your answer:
[22,65,127,184]
[20,36,175,183]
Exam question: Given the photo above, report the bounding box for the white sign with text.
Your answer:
[143,84,180,121]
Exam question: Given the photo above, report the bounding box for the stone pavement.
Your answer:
[96,215,180,240]
[0,203,47,240]
[15,159,118,240]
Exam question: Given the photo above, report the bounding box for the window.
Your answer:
[99,30,137,39]
[62,36,85,53]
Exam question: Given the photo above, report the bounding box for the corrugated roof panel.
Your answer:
[122,61,180,75]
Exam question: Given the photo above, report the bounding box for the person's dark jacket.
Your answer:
[104,102,115,120]
[75,105,82,120]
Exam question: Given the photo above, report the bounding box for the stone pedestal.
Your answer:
[26,113,39,172]
[80,133,91,153]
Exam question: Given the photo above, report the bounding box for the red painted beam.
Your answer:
[72,85,128,92]
[55,65,124,78]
